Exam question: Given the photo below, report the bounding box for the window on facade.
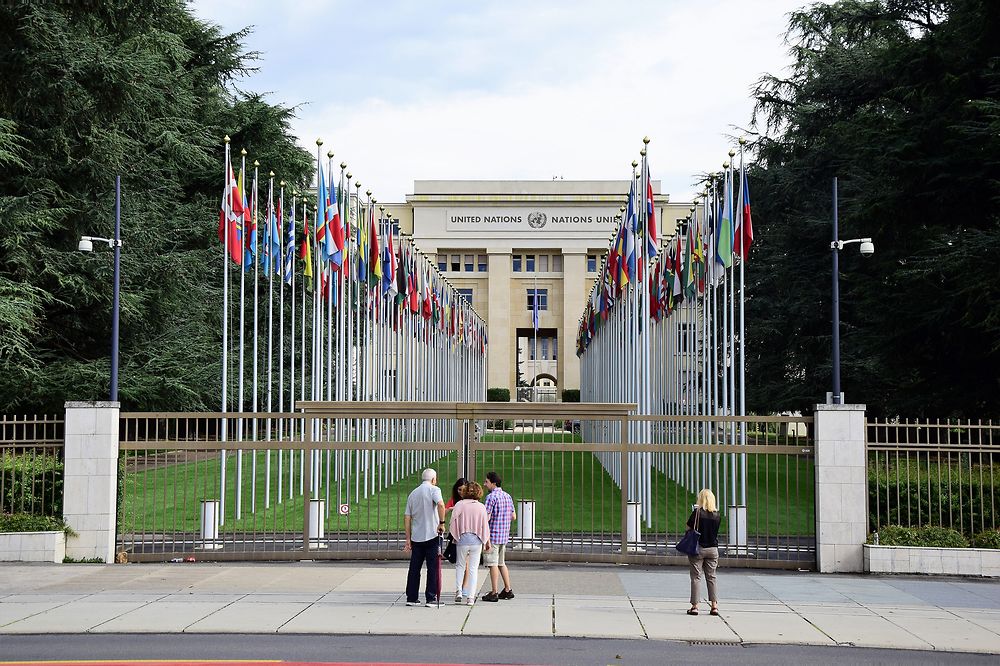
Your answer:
[478,254,487,272]
[552,337,558,360]
[540,337,549,360]
[553,255,563,272]
[529,338,536,360]
[457,288,473,302]
[587,254,597,273]
[526,254,536,272]
[527,288,548,311]
[677,322,691,353]
[437,256,447,272]
[450,254,460,272]
[464,254,474,272]
[538,255,549,272]
[512,255,522,272]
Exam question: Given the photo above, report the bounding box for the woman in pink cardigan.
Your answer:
[449,481,491,605]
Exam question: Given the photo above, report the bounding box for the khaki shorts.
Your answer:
[483,543,506,567]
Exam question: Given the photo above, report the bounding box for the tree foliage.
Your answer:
[0,0,312,412]
[747,0,1000,417]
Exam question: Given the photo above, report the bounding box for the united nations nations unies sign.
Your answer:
[445,208,621,232]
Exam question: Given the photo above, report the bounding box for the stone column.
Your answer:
[814,403,867,573]
[560,251,587,393]
[63,401,120,562]
[487,248,513,394]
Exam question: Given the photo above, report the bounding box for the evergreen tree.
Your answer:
[0,0,312,411]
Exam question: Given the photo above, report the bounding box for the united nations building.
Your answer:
[384,180,691,399]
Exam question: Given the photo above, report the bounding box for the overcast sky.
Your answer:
[189,0,815,203]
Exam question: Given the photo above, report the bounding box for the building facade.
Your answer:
[384,180,691,398]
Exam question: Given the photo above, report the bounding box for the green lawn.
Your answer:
[119,447,814,537]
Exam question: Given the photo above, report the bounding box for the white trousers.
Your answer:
[455,543,483,597]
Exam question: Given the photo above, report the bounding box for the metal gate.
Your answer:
[117,403,814,568]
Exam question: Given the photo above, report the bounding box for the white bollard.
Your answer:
[308,499,327,548]
[728,505,748,556]
[514,499,538,550]
[199,500,222,550]
[626,501,645,553]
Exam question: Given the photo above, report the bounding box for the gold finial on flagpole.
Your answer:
[366,189,372,197]
[728,148,736,158]
[340,162,347,170]
[253,160,259,167]
[371,197,377,205]
[269,171,275,177]
[224,135,230,144]
[631,159,638,168]
[241,148,247,156]
[643,136,650,145]
[280,180,285,187]
[739,137,747,146]
[640,148,646,157]
[316,138,323,146]
[723,161,730,169]
[327,150,334,159]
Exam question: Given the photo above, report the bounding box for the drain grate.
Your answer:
[687,641,742,647]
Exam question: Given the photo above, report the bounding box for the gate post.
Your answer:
[63,401,120,563]
[814,403,867,573]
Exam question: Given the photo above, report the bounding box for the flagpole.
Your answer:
[221,136,231,527]
[265,171,275,509]
[249,159,260,514]
[737,139,748,507]
[278,181,287,502]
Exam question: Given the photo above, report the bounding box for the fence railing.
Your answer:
[116,405,814,568]
[0,414,65,517]
[866,418,999,538]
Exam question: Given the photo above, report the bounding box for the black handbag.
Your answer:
[443,535,457,564]
[676,508,701,556]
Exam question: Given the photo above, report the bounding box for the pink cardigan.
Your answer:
[449,499,491,545]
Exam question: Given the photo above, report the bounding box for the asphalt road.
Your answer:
[1,634,996,666]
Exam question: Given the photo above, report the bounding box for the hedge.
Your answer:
[868,461,999,538]
[486,388,510,402]
[868,525,968,548]
[971,530,1000,549]
[561,389,580,402]
[1,453,63,517]
[0,512,70,534]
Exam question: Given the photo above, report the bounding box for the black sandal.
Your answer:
[686,608,699,615]
[710,608,719,616]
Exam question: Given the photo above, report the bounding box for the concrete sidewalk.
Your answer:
[1,562,998,655]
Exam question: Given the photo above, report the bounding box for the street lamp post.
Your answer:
[79,175,123,402]
[830,176,874,405]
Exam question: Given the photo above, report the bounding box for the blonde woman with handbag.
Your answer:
[686,488,721,616]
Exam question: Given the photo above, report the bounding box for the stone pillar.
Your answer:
[63,401,120,562]
[560,251,586,393]
[814,403,867,573]
[487,248,513,395]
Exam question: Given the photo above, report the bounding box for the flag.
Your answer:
[532,287,539,331]
[356,207,368,284]
[622,180,637,285]
[283,201,295,285]
[217,165,243,265]
[643,158,658,259]
[382,217,397,296]
[716,171,734,269]
[368,207,382,288]
[329,171,344,269]
[315,164,329,264]
[735,169,754,260]
[300,207,313,289]
[243,176,257,269]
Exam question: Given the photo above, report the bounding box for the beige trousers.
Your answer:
[688,546,719,605]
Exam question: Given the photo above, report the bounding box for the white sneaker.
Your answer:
[466,597,475,606]
[405,601,420,606]
[425,601,439,608]
[454,593,463,604]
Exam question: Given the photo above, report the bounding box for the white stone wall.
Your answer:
[865,544,1000,577]
[62,401,120,563]
[814,403,868,573]
[0,531,66,563]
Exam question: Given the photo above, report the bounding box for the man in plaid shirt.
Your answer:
[482,471,516,602]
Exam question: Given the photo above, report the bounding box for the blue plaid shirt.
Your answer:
[484,486,514,545]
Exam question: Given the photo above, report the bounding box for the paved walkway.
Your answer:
[1,562,999,654]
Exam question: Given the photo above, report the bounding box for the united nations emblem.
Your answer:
[527,212,547,229]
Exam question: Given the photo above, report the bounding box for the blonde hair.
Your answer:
[696,488,718,513]
[461,481,484,500]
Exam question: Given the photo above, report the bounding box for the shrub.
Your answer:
[486,388,510,402]
[1,453,63,516]
[561,389,580,403]
[869,525,968,548]
[971,530,1000,549]
[0,512,71,535]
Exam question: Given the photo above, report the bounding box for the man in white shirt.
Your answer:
[404,468,446,607]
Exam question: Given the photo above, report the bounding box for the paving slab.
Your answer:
[798,611,934,650]
[462,599,552,636]
[158,593,246,603]
[317,592,402,604]
[634,604,739,642]
[0,601,68,628]
[91,600,231,633]
[184,601,310,633]
[0,593,88,604]
[239,593,324,603]
[788,602,873,616]
[370,602,469,635]
[554,597,644,638]
[952,609,1000,636]
[2,600,148,633]
[278,601,389,634]
[884,614,1000,653]
[718,600,793,613]
[722,610,834,645]
[889,580,994,609]
[334,567,409,593]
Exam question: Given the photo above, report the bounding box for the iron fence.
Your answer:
[0,414,64,517]
[867,418,999,538]
[116,405,814,568]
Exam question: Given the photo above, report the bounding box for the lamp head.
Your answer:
[78,237,94,253]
